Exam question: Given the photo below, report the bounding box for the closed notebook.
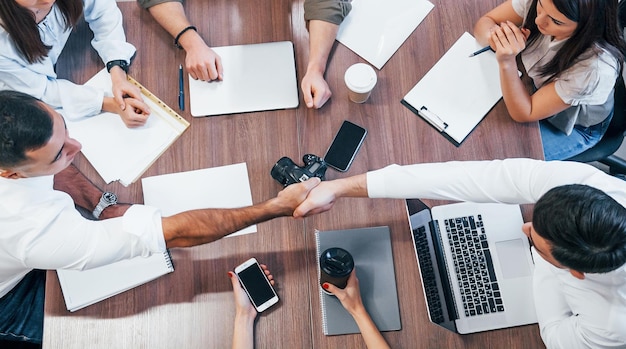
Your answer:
[57,251,174,312]
[188,41,299,117]
[315,226,401,335]
[401,32,502,146]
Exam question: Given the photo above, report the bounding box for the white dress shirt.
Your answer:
[0,175,166,299]
[0,0,136,119]
[366,158,626,348]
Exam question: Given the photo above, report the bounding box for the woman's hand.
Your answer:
[490,21,530,65]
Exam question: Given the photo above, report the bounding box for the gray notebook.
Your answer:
[315,226,401,335]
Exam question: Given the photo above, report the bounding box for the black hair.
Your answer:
[0,90,53,168]
[522,0,626,83]
[0,0,83,64]
[533,184,626,273]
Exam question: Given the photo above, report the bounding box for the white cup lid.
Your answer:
[344,63,377,93]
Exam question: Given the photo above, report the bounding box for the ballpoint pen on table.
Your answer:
[178,64,185,111]
[469,45,493,57]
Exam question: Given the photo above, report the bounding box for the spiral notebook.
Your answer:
[315,226,401,335]
[57,251,174,312]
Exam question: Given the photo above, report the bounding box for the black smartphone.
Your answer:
[234,258,279,312]
[323,120,367,172]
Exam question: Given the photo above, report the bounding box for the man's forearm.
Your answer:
[162,199,288,248]
[54,165,104,212]
[161,179,320,247]
[147,2,209,52]
[53,165,130,219]
[305,20,339,76]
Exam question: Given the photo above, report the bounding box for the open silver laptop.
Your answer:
[188,41,299,117]
[405,199,537,334]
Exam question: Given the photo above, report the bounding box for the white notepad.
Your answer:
[66,69,189,186]
[336,0,434,69]
[57,251,174,312]
[188,41,299,117]
[401,32,502,146]
[141,163,256,237]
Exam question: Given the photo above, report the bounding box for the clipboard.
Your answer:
[401,32,502,146]
[66,69,190,186]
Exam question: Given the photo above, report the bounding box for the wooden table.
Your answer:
[43,0,545,348]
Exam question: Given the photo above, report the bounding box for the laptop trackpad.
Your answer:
[495,239,531,279]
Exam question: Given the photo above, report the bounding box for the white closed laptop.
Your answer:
[405,199,537,334]
[188,41,299,117]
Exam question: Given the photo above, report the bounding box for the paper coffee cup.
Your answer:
[319,247,354,295]
[344,63,377,103]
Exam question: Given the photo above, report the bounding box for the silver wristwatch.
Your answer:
[92,192,118,219]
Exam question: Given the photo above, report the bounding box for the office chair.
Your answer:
[565,76,626,175]
[566,1,626,174]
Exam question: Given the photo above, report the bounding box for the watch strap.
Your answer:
[106,60,129,74]
[92,192,118,219]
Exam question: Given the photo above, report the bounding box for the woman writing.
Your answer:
[0,0,150,127]
[474,0,625,160]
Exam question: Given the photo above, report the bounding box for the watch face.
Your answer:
[102,192,118,204]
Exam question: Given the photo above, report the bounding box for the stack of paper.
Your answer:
[336,0,434,69]
[142,162,256,236]
[66,69,189,186]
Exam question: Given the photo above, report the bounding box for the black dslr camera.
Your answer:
[271,154,328,187]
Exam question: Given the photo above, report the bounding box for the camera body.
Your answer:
[271,154,327,187]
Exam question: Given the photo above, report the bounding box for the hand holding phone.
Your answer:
[234,258,279,312]
[323,120,367,172]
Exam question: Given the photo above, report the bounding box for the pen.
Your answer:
[178,64,185,111]
[469,45,493,57]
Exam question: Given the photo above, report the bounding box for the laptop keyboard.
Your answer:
[412,226,446,323]
[445,215,505,317]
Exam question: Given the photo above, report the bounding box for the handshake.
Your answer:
[271,156,364,219]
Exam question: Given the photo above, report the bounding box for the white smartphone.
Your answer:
[323,120,368,172]
[234,258,279,312]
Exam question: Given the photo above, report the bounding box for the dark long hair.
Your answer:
[523,0,626,83]
[0,0,83,64]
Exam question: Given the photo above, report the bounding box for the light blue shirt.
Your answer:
[0,0,136,119]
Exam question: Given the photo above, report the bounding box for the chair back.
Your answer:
[605,76,626,140]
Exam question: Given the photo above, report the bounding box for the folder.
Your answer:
[401,32,502,146]
[66,69,189,186]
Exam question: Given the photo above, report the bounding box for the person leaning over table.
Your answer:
[227,266,390,349]
[293,158,626,349]
[137,0,351,109]
[0,0,151,128]
[473,0,626,160]
[0,90,321,345]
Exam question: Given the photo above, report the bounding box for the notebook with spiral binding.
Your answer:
[315,226,401,335]
[57,250,174,312]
